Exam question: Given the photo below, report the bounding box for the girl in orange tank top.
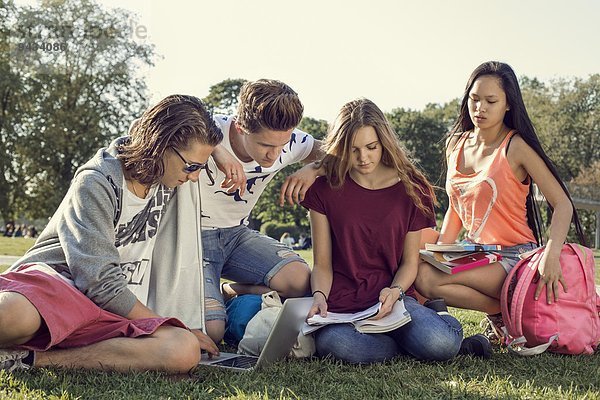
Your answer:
[415,62,586,345]
[446,130,535,247]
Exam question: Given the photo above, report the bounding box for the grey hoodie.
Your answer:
[9,138,205,328]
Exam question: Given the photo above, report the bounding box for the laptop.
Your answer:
[198,297,313,371]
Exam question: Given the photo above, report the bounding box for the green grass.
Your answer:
[0,236,36,272]
[0,244,599,398]
[1,310,598,399]
[0,237,36,256]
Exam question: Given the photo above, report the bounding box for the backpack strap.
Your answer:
[501,257,521,336]
[512,251,541,338]
[501,247,544,339]
[567,243,595,292]
[507,334,559,356]
[568,243,600,320]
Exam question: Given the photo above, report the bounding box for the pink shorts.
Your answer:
[0,264,186,351]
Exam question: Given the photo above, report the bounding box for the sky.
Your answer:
[17,0,600,121]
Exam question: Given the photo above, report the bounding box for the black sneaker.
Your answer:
[459,334,492,359]
[423,298,449,314]
[0,349,31,372]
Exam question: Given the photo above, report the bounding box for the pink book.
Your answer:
[419,250,502,275]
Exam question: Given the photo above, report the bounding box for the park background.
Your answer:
[1,0,599,399]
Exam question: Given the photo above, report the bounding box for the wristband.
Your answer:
[390,284,405,300]
[312,290,328,300]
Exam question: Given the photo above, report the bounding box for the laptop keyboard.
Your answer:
[213,355,258,369]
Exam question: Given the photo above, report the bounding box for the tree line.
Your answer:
[1,0,598,242]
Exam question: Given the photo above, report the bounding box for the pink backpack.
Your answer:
[500,243,600,355]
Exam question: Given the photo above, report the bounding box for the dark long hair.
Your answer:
[119,95,223,186]
[449,61,586,246]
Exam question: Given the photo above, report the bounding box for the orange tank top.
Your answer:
[446,131,536,246]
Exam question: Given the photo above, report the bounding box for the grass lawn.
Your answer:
[0,237,36,256]
[0,237,36,272]
[1,311,598,399]
[0,243,598,399]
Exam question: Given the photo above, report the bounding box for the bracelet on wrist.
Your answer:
[390,284,405,300]
[312,290,328,300]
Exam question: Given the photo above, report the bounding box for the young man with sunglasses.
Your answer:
[199,79,324,343]
[0,95,223,373]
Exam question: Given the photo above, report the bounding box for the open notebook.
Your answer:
[198,297,313,371]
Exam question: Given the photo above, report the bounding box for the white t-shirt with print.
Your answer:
[115,181,172,303]
[199,114,315,228]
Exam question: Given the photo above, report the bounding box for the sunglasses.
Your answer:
[172,147,215,185]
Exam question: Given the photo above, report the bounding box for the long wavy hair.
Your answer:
[322,98,436,217]
[449,61,586,246]
[118,95,223,186]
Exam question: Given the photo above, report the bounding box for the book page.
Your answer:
[354,299,410,330]
[307,302,381,325]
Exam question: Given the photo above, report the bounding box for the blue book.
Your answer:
[424,243,502,252]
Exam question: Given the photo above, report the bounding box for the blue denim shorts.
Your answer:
[202,225,306,321]
[497,242,538,273]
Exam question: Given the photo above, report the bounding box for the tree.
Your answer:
[522,75,600,180]
[521,76,600,243]
[296,117,328,141]
[0,0,26,222]
[1,0,155,220]
[571,160,600,194]
[569,161,600,246]
[202,78,247,115]
[387,102,456,185]
[551,75,600,179]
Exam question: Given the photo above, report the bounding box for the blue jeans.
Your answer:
[497,242,537,273]
[202,225,306,321]
[314,296,463,363]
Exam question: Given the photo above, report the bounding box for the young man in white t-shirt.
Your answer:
[199,79,323,342]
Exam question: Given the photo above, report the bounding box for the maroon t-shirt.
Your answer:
[301,175,435,313]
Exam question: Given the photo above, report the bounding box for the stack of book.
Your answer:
[419,243,503,274]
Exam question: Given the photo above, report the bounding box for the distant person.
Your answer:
[12,225,23,238]
[302,98,490,364]
[24,226,37,239]
[3,223,14,237]
[0,95,223,373]
[293,234,312,250]
[302,235,312,249]
[415,61,586,343]
[200,79,325,344]
[279,232,295,247]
